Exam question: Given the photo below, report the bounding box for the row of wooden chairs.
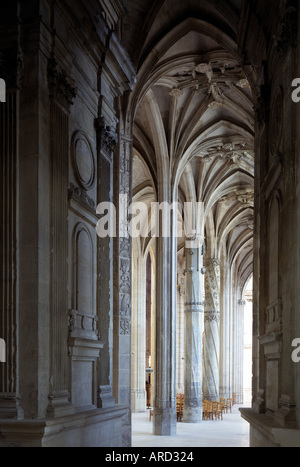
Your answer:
[150,393,235,422]
[203,396,235,421]
[176,393,184,422]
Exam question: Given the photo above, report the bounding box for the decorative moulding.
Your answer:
[71,131,95,191]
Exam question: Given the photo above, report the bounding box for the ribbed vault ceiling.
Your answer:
[126,0,253,290]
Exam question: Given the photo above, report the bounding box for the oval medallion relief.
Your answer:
[71,131,95,190]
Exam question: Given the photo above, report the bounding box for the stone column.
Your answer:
[113,134,133,447]
[183,237,205,423]
[131,255,147,413]
[0,48,24,420]
[176,272,185,394]
[203,259,221,401]
[153,233,177,436]
[96,118,117,409]
[236,299,246,404]
[219,258,230,399]
[46,56,76,418]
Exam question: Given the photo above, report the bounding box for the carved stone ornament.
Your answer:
[47,57,77,107]
[199,141,254,172]
[68,183,96,210]
[236,78,250,89]
[169,88,184,97]
[120,318,130,336]
[96,117,118,156]
[204,310,220,323]
[220,190,254,206]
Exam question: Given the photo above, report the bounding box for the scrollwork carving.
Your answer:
[120,318,130,336]
[47,57,77,107]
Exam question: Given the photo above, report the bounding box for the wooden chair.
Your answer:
[232,393,236,406]
[203,401,213,421]
[211,401,219,421]
[220,398,228,414]
[176,394,184,422]
[216,403,223,421]
[227,398,233,413]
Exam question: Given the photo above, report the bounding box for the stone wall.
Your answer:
[240,0,300,447]
[0,0,136,447]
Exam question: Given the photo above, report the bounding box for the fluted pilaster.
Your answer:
[0,48,24,419]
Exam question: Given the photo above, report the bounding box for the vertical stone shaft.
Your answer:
[46,54,76,416]
[153,234,177,435]
[97,118,117,409]
[131,256,147,412]
[183,238,204,423]
[113,136,132,447]
[203,259,221,401]
[47,100,73,416]
[0,89,23,419]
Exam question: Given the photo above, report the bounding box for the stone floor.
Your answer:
[132,405,250,448]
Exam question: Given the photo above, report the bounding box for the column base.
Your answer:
[0,393,24,420]
[183,405,203,423]
[0,405,128,447]
[98,385,115,409]
[131,389,147,413]
[153,407,177,436]
[46,391,75,419]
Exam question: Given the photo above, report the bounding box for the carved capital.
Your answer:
[47,57,77,107]
[96,117,118,156]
